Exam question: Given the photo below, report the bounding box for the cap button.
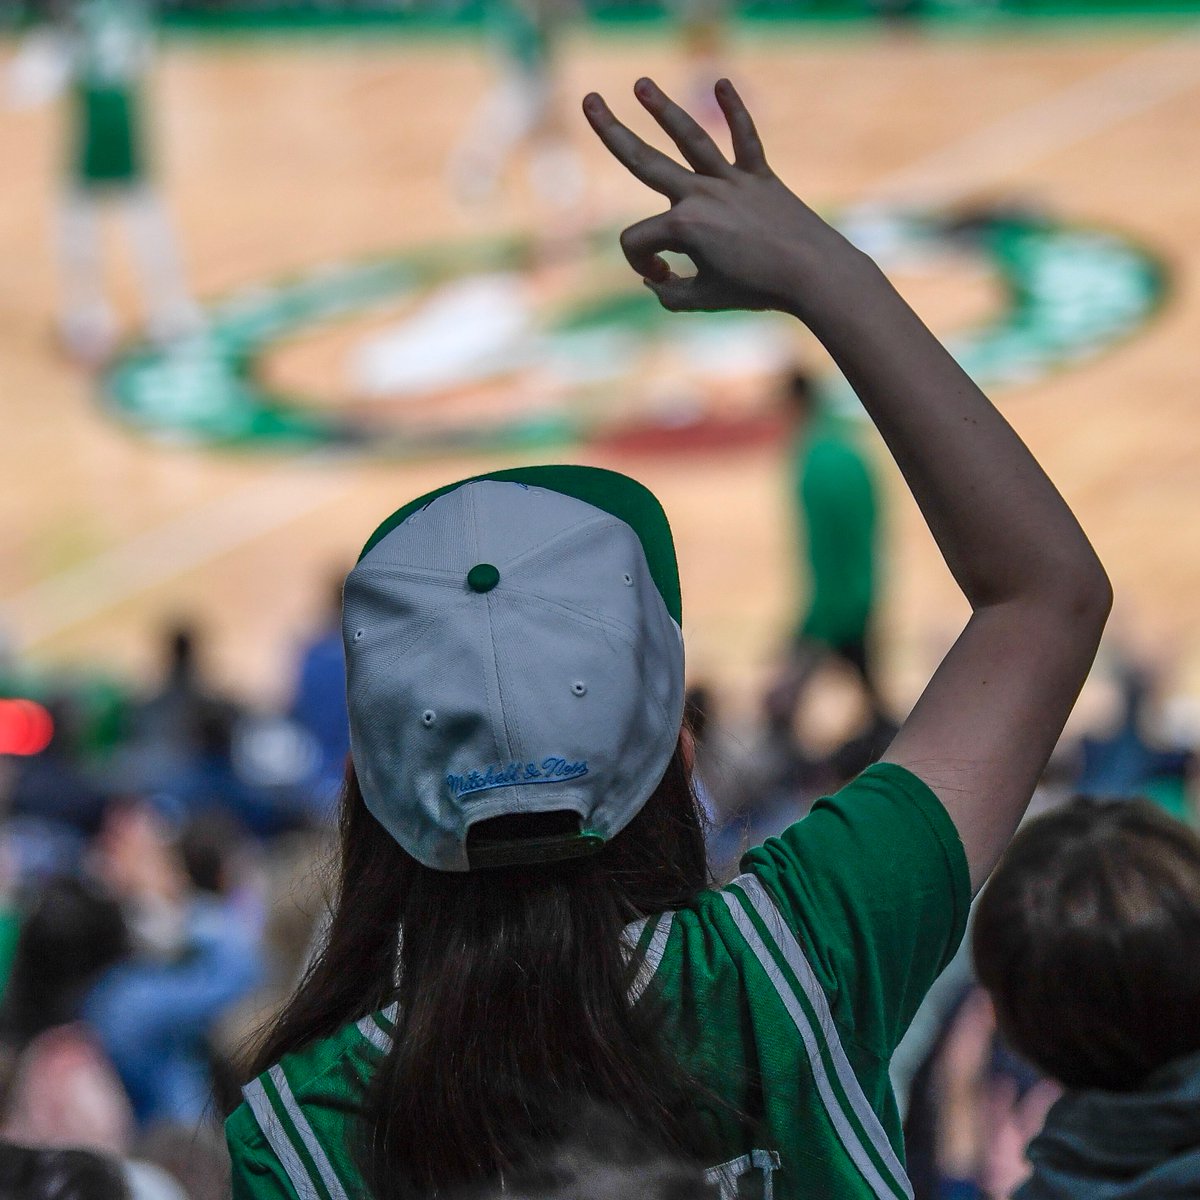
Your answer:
[467,563,500,593]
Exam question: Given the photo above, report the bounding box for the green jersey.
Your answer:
[484,0,556,76]
[68,0,151,186]
[791,415,879,648]
[227,763,970,1200]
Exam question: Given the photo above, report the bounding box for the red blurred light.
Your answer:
[0,699,54,756]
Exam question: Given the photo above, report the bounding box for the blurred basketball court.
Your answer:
[2,13,1198,736]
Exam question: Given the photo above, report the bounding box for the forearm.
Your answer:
[790,251,1108,614]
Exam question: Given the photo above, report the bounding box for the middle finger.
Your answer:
[634,77,732,178]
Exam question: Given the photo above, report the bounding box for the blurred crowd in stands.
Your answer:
[0,594,350,1198]
[0,593,1195,1197]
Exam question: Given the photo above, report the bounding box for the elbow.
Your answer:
[1047,552,1113,640]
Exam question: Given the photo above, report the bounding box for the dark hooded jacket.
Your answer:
[1018,1053,1200,1199]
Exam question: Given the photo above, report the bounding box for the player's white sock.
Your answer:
[448,74,543,208]
[57,189,117,365]
[122,185,203,344]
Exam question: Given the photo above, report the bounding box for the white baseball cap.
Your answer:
[342,465,686,871]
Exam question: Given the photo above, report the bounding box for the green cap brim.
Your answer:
[356,464,682,625]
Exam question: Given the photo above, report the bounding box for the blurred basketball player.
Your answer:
[667,0,730,127]
[448,0,584,220]
[765,368,896,776]
[7,0,200,365]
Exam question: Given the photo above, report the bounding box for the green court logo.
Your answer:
[100,210,1167,454]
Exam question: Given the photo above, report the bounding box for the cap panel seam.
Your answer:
[347,592,470,699]
[469,485,515,764]
[353,564,473,588]
[499,588,650,649]
[488,590,518,763]
[500,511,623,573]
[490,592,680,735]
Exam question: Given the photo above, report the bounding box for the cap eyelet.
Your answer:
[571,681,587,697]
[422,709,437,727]
[622,573,634,586]
[354,629,364,641]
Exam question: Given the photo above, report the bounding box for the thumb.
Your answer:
[645,274,719,312]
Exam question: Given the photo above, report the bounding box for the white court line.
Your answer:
[867,25,1200,205]
[9,23,1200,649]
[2,466,355,649]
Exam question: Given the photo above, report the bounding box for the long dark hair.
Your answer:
[246,744,713,1197]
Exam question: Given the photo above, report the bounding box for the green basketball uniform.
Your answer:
[226,763,970,1200]
[485,0,555,77]
[69,0,151,187]
[792,413,879,649]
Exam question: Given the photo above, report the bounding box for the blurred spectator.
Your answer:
[131,1123,229,1200]
[0,819,262,1134]
[974,798,1200,1197]
[5,695,112,839]
[106,622,233,821]
[287,574,350,815]
[0,878,134,1154]
[0,1140,187,1200]
[903,986,1058,1200]
[94,803,187,958]
[85,809,263,1126]
[129,624,218,755]
[0,1142,131,1200]
[1075,658,1195,821]
[159,700,311,838]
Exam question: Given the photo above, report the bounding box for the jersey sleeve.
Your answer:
[226,1102,300,1200]
[740,762,970,1059]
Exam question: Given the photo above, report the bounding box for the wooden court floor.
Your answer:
[1,23,1199,734]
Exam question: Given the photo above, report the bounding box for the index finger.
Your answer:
[583,92,696,200]
[715,78,768,174]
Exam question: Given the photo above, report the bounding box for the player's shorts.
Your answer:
[71,85,144,188]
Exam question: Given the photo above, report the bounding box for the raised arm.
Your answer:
[584,78,1111,892]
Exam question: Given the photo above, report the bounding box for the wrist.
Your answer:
[775,242,887,327]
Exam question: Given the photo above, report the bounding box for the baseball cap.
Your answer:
[342,465,686,871]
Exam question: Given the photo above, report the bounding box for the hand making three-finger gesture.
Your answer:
[583,77,860,318]
[586,75,1111,898]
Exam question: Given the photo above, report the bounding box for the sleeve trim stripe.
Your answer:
[627,910,674,1006]
[734,874,913,1195]
[721,879,911,1200]
[268,1065,352,1200]
[356,1012,393,1054]
[732,875,913,1198]
[243,1078,322,1200]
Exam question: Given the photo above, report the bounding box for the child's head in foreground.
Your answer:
[973,796,1200,1092]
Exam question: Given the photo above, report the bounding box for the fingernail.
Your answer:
[635,77,652,97]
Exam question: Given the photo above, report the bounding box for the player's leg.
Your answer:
[448,67,541,207]
[56,186,117,365]
[763,635,827,744]
[526,74,585,218]
[120,183,202,344]
[675,0,730,127]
